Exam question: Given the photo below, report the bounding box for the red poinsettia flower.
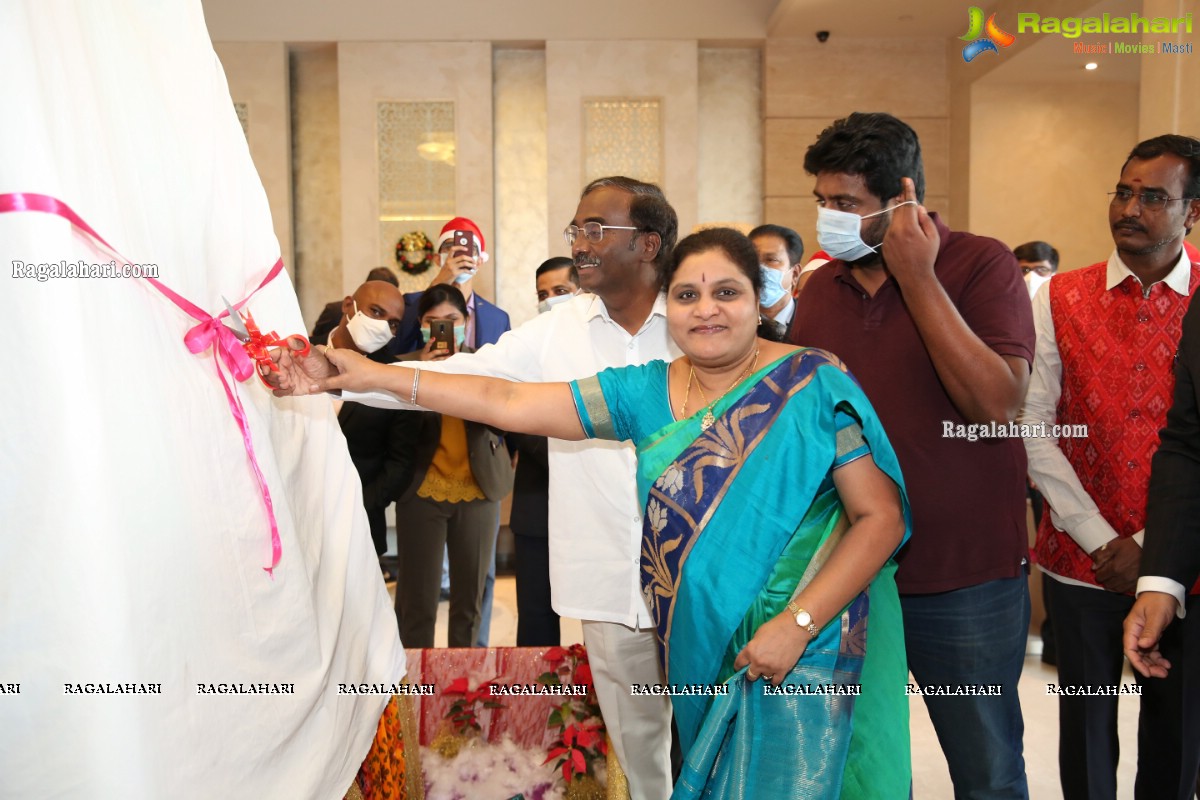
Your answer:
[574,726,600,750]
[543,646,569,666]
[574,662,593,688]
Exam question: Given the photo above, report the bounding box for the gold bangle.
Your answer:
[410,365,421,404]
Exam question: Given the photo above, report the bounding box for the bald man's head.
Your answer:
[334,280,404,353]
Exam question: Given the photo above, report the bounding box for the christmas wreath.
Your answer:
[395,230,435,275]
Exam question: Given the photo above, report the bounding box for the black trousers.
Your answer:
[1047,579,1199,799]
[513,531,559,646]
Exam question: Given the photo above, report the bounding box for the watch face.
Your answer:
[796,610,812,627]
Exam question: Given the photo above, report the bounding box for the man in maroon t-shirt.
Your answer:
[791,112,1035,798]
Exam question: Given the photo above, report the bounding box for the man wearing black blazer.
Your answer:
[1125,267,1200,799]
[509,257,579,645]
[316,279,414,575]
[310,266,400,346]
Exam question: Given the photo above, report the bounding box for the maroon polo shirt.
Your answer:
[791,213,1035,594]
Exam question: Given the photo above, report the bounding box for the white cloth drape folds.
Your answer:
[0,2,404,797]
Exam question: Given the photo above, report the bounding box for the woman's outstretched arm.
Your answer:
[318,347,586,441]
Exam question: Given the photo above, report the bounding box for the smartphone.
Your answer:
[451,230,478,258]
[429,319,455,355]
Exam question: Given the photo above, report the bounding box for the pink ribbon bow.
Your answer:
[1,192,285,575]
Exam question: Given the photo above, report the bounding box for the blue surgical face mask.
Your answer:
[420,323,467,347]
[815,201,918,262]
[758,265,789,307]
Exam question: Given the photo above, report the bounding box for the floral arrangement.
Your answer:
[429,674,502,760]
[396,230,435,275]
[540,645,608,798]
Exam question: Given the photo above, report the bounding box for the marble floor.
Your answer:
[391,572,1147,799]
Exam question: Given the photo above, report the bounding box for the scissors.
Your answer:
[223,296,311,387]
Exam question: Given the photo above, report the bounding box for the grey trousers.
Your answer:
[394,494,499,647]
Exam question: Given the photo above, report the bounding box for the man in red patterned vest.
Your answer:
[1021,134,1200,800]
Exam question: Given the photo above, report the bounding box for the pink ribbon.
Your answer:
[2,192,285,575]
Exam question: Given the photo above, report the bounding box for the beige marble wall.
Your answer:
[697,48,762,229]
[1139,0,1200,139]
[762,38,949,254]
[494,49,550,328]
[1138,0,1200,252]
[338,42,495,299]
[213,43,293,281]
[289,45,343,328]
[545,41,699,256]
[969,80,1140,271]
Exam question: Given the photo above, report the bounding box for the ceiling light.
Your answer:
[1085,62,1098,70]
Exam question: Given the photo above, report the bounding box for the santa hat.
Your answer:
[437,217,489,262]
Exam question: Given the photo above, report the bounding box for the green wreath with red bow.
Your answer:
[395,230,435,275]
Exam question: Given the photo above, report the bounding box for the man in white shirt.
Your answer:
[278,176,679,799]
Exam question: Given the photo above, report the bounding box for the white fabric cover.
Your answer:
[0,2,404,797]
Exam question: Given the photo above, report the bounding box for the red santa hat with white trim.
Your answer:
[437,217,489,262]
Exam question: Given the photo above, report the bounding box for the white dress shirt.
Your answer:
[768,295,795,326]
[345,292,682,626]
[1020,249,1191,596]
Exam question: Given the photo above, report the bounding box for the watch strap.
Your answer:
[786,600,819,639]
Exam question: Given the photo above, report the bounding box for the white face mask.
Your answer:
[815,200,918,262]
[1025,272,1051,300]
[345,300,394,353]
[537,293,574,315]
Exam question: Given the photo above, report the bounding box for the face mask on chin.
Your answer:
[815,200,918,262]
[537,293,575,315]
[1024,272,1051,300]
[345,300,395,353]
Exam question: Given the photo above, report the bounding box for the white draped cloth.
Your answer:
[0,2,404,797]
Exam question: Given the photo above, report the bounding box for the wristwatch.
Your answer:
[787,601,819,640]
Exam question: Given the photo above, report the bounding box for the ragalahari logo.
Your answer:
[960,7,1016,62]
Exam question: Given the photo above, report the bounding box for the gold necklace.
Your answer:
[679,348,760,431]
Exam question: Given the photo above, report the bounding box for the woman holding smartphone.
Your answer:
[392,284,513,647]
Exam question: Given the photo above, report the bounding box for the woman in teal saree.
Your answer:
[293,228,912,798]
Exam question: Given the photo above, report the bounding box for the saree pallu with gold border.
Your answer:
[572,349,911,799]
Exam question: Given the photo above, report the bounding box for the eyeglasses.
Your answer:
[1021,265,1053,277]
[563,222,640,246]
[1108,188,1194,210]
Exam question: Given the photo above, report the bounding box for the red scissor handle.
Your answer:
[238,310,311,388]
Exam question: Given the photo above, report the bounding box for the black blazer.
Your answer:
[310,300,342,346]
[1145,292,1200,591]
[338,401,417,512]
[508,433,549,538]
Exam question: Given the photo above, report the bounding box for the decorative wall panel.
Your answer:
[493,49,549,327]
[583,99,662,185]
